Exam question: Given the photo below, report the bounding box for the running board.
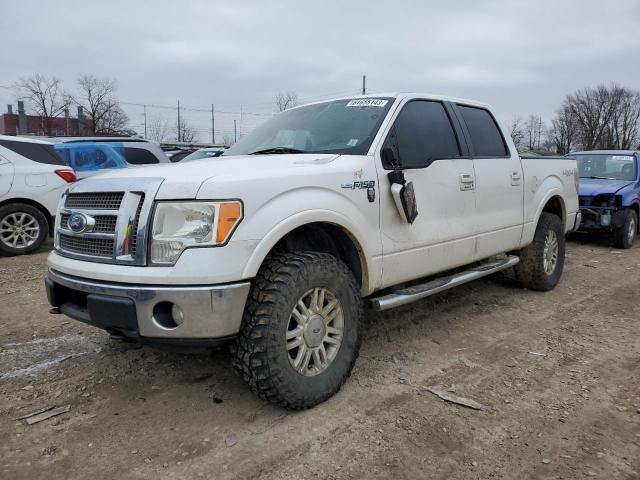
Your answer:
[369,255,520,311]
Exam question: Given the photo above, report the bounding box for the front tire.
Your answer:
[231,251,363,409]
[0,203,49,256]
[515,213,565,291]
[612,209,637,249]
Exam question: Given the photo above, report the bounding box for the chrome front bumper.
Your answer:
[46,269,251,340]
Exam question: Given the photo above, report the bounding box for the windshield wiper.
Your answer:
[584,175,618,180]
[248,147,306,155]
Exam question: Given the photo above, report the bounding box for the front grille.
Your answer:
[59,213,118,233]
[56,179,160,265]
[130,194,145,256]
[59,234,114,257]
[94,216,118,233]
[65,192,124,210]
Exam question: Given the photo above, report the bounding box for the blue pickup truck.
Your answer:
[570,150,640,248]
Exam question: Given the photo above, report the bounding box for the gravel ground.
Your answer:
[1,236,639,479]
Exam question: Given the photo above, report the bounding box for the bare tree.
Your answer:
[147,116,171,143]
[561,84,640,150]
[606,89,640,149]
[275,91,298,112]
[509,116,525,152]
[524,115,545,152]
[98,103,129,135]
[74,74,128,135]
[14,73,70,135]
[564,84,624,150]
[175,118,198,143]
[548,105,578,154]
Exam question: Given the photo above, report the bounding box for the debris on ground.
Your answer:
[422,386,485,410]
[19,405,70,425]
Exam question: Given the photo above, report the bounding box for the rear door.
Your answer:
[454,104,524,258]
[376,98,477,287]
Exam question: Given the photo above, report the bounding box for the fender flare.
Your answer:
[241,209,375,294]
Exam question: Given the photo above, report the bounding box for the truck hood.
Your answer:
[88,153,340,199]
[579,178,633,197]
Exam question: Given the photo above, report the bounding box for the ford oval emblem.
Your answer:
[68,213,88,233]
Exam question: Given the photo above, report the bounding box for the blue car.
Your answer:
[570,150,640,248]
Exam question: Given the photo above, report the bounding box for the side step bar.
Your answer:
[369,255,520,311]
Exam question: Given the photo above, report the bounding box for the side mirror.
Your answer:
[388,170,418,224]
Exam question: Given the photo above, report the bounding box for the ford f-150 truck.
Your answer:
[45,93,580,409]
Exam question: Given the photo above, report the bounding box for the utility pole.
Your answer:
[234,120,237,144]
[143,104,147,138]
[211,104,215,145]
[362,75,366,95]
[177,99,181,142]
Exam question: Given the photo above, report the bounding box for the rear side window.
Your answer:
[457,105,508,157]
[390,100,461,168]
[0,139,65,165]
[124,147,161,165]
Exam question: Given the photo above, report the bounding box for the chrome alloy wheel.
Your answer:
[0,212,40,249]
[286,287,344,376]
[543,229,559,275]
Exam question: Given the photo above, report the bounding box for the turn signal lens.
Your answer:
[55,169,77,183]
[216,202,242,243]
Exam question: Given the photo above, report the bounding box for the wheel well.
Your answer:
[0,197,54,234]
[541,196,565,226]
[270,223,365,287]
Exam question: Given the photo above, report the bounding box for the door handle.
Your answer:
[459,173,475,191]
[511,171,521,186]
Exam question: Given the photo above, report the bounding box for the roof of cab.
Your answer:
[297,92,491,110]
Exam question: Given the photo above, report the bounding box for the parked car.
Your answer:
[180,147,226,162]
[38,137,169,178]
[570,150,640,248]
[0,135,76,255]
[45,93,579,408]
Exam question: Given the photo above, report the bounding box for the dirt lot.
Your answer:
[1,236,639,480]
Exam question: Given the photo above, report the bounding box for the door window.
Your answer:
[457,105,508,157]
[384,100,460,169]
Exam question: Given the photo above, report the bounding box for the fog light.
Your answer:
[152,301,183,329]
[601,212,612,227]
[171,304,184,325]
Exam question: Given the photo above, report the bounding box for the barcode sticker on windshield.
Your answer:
[612,155,634,160]
[346,99,388,108]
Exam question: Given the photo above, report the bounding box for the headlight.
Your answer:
[150,201,242,265]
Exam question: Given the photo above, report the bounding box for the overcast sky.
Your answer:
[1,0,639,141]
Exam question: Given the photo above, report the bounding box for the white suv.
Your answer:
[0,135,76,255]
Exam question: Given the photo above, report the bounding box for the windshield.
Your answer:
[181,149,224,162]
[223,98,394,156]
[571,154,637,181]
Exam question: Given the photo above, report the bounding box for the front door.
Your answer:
[377,98,477,288]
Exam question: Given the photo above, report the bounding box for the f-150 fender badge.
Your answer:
[341,180,375,189]
[342,180,376,202]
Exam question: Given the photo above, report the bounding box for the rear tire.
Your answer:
[515,213,565,291]
[612,209,636,249]
[231,251,363,409]
[0,203,49,256]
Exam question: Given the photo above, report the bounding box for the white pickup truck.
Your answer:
[45,93,580,409]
